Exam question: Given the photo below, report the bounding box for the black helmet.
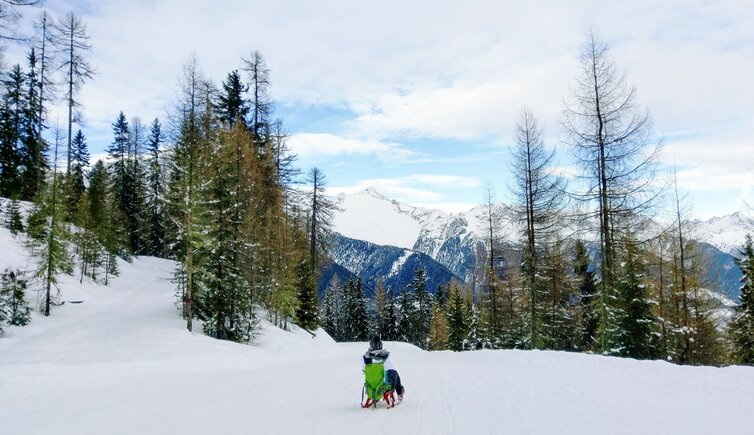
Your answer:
[369,335,382,351]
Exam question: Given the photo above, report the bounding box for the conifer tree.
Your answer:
[30,127,72,316]
[428,302,449,350]
[87,160,120,284]
[372,278,389,337]
[64,129,88,220]
[321,274,345,341]
[0,64,25,197]
[242,51,272,142]
[446,281,468,351]
[144,118,167,257]
[0,268,31,327]
[396,287,415,344]
[607,236,657,359]
[382,287,399,341]
[510,107,566,349]
[729,234,754,365]
[5,197,23,234]
[217,70,248,128]
[407,268,433,348]
[343,278,369,341]
[21,47,47,201]
[574,240,598,351]
[50,12,94,174]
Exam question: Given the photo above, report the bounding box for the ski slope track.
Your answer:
[1,244,754,433]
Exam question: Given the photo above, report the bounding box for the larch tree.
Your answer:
[563,30,660,352]
[50,12,94,175]
[510,107,566,349]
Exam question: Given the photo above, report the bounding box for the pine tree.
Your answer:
[144,118,167,257]
[396,287,415,344]
[342,278,369,341]
[321,274,345,341]
[729,234,754,364]
[5,197,23,235]
[407,268,433,349]
[372,278,388,337]
[21,47,47,201]
[217,70,249,128]
[64,129,88,220]
[606,236,657,359]
[0,268,31,327]
[0,64,25,197]
[242,51,272,142]
[87,160,120,284]
[574,240,598,351]
[539,238,577,350]
[30,127,72,316]
[446,281,468,351]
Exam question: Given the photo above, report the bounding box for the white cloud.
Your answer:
[287,133,414,161]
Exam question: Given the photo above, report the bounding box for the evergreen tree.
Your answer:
[321,274,345,341]
[217,70,248,128]
[607,236,657,359]
[396,287,415,344]
[30,128,72,316]
[65,129,88,220]
[242,50,272,142]
[0,64,25,197]
[343,278,369,341]
[574,240,598,351]
[539,238,577,350]
[0,268,31,327]
[446,281,468,351]
[87,160,120,284]
[5,197,23,235]
[382,287,399,341]
[144,118,167,257]
[21,48,47,201]
[729,234,754,364]
[407,268,433,348]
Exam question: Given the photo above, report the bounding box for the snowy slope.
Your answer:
[2,228,754,434]
[334,188,423,250]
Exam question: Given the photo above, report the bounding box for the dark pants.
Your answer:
[386,369,404,395]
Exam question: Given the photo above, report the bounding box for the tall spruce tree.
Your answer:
[729,235,754,364]
[574,240,598,351]
[0,268,30,327]
[0,64,25,197]
[21,48,46,200]
[144,118,167,257]
[65,129,88,220]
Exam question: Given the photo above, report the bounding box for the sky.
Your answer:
[4,0,754,219]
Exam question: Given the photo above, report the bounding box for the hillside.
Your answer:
[2,227,754,434]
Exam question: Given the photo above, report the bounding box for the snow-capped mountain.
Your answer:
[692,212,754,256]
[332,188,752,298]
[333,188,517,283]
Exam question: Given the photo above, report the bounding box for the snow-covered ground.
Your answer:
[2,231,754,434]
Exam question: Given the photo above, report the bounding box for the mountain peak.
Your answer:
[358,186,390,201]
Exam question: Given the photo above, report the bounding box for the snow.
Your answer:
[2,228,754,434]
[334,188,422,249]
[389,250,413,277]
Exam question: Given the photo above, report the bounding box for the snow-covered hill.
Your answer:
[1,227,754,434]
